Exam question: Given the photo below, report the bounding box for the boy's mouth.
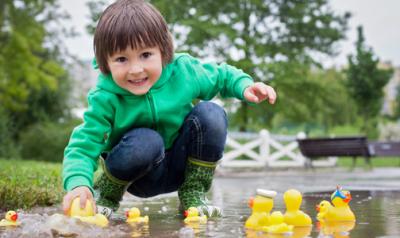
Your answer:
[127,77,148,86]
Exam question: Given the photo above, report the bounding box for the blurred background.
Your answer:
[1,0,399,163]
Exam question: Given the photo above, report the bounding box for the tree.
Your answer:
[86,0,350,131]
[346,26,393,137]
[0,0,72,156]
[154,0,350,131]
[394,85,400,119]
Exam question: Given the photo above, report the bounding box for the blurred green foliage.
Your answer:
[150,0,351,131]
[346,26,394,138]
[19,119,82,162]
[394,85,400,119]
[0,159,63,211]
[0,0,76,159]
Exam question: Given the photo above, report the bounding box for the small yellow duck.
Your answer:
[126,207,149,224]
[69,197,109,227]
[316,200,333,221]
[316,187,356,222]
[0,211,21,227]
[262,211,293,234]
[245,189,276,230]
[283,189,312,226]
[183,207,207,224]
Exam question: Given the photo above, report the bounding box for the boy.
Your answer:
[62,0,276,218]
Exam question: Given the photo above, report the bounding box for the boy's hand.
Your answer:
[244,82,276,104]
[62,186,96,215]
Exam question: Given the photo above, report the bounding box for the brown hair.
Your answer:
[94,0,174,74]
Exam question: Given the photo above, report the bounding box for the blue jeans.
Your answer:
[103,102,228,198]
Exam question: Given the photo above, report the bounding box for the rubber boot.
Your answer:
[178,157,222,217]
[93,159,129,218]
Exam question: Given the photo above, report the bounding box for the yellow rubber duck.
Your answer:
[316,187,356,222]
[262,211,293,234]
[330,188,355,221]
[126,207,149,224]
[316,200,333,221]
[183,207,207,224]
[69,198,109,227]
[0,211,21,227]
[283,189,312,226]
[245,189,276,230]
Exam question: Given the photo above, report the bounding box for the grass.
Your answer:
[0,158,64,211]
[336,157,400,168]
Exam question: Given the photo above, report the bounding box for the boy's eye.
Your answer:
[141,52,152,58]
[115,57,127,63]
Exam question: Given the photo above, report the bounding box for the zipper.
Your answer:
[146,92,158,130]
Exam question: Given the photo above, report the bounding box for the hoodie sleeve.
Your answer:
[179,54,254,100]
[62,89,114,194]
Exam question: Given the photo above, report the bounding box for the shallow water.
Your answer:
[1,168,400,237]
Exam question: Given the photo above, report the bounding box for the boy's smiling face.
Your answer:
[107,46,163,95]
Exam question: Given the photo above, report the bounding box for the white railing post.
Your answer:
[297,131,307,139]
[259,129,270,166]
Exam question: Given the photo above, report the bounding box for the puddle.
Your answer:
[1,168,400,237]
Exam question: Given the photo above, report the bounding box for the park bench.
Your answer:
[297,136,371,168]
[368,141,400,158]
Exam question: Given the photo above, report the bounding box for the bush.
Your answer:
[0,107,20,158]
[19,119,81,162]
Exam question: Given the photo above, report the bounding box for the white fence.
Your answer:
[220,130,337,168]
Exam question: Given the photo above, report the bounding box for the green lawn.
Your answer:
[336,157,400,168]
[0,159,64,211]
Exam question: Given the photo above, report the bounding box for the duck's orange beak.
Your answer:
[11,213,17,221]
[343,193,352,203]
[248,197,254,208]
[316,221,321,229]
[316,204,320,212]
[125,211,129,218]
[183,210,189,217]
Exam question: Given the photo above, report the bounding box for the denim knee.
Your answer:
[106,128,165,181]
[189,102,228,162]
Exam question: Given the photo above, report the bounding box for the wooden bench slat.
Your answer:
[297,136,369,158]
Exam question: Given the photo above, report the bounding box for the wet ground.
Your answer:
[1,167,400,237]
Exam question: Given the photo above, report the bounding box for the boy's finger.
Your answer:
[92,200,97,214]
[80,193,87,209]
[260,86,268,95]
[85,192,97,214]
[63,196,72,214]
[267,88,276,104]
[251,94,259,103]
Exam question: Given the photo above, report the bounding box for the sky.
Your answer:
[60,0,400,67]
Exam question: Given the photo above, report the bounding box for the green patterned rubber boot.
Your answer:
[93,159,129,218]
[178,157,222,217]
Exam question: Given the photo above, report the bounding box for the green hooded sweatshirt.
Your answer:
[63,53,254,192]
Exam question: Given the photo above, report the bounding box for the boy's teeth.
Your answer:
[131,78,146,83]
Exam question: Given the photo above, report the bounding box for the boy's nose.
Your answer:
[128,64,144,74]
